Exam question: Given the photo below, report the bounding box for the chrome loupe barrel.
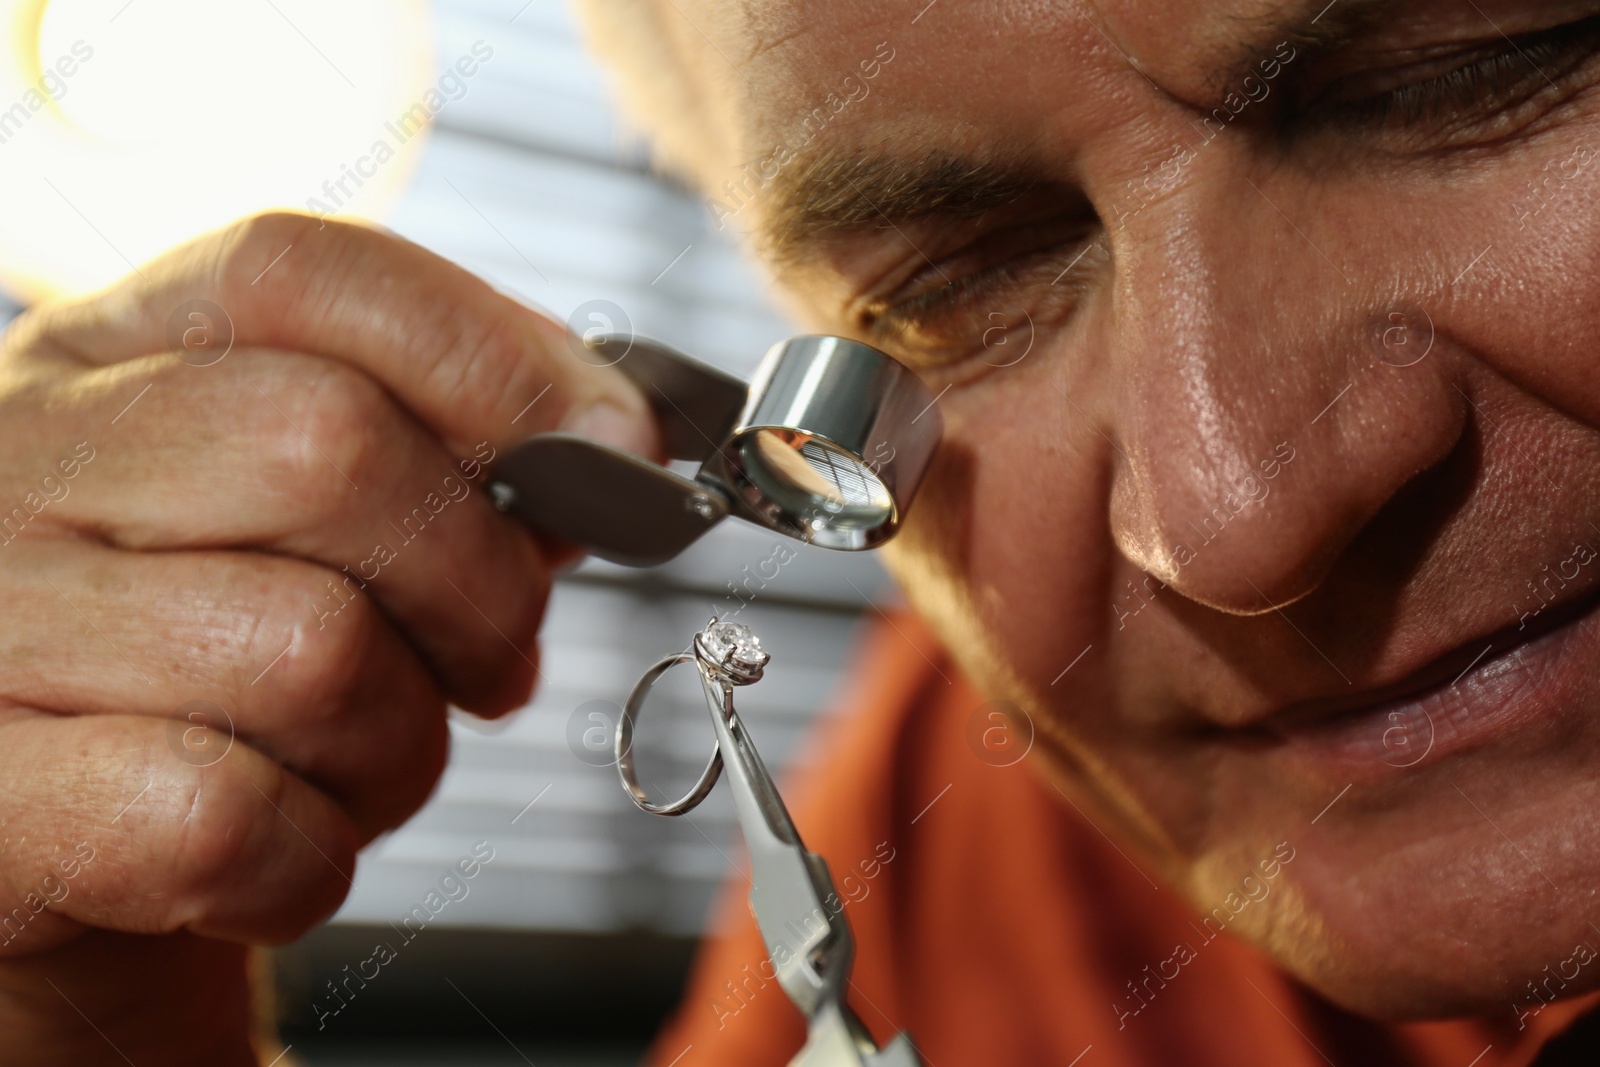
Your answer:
[717,336,940,550]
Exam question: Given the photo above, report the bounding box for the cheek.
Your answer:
[1446,130,1600,428]
[885,361,1113,710]
[1287,101,1600,430]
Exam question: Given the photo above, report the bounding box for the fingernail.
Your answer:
[560,400,655,458]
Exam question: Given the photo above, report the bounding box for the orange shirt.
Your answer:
[647,614,1599,1067]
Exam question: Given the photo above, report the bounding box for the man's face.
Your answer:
[647,0,1600,1019]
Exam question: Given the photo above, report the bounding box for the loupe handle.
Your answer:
[487,335,746,566]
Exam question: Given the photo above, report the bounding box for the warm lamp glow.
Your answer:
[0,0,434,303]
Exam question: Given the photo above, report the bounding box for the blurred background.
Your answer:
[0,0,893,1062]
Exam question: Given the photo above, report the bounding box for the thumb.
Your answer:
[521,303,660,459]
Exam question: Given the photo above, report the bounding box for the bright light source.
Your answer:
[0,0,434,303]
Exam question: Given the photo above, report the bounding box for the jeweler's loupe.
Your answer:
[489,334,942,567]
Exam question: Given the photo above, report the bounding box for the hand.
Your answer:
[0,213,655,1065]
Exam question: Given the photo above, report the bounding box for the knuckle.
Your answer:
[213,211,324,297]
[248,359,387,526]
[168,757,353,938]
[285,362,389,485]
[1,306,48,357]
[266,575,388,720]
[0,302,100,367]
[162,766,257,903]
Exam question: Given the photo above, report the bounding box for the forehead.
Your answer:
[717,1,1100,160]
[731,0,1301,73]
[680,0,1315,155]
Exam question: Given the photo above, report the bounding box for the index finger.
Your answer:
[8,211,657,458]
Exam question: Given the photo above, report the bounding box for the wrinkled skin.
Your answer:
[579,0,1600,1023]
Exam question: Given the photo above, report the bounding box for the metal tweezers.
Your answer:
[617,619,922,1066]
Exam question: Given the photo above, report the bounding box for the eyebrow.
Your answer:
[1216,0,1389,88]
[760,149,1048,264]
[757,0,1394,264]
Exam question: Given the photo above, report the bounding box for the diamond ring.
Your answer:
[615,617,770,816]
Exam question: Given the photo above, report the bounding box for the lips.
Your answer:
[1256,586,1600,777]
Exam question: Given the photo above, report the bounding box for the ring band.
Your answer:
[616,652,724,816]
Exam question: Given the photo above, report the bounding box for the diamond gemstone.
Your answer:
[702,620,767,668]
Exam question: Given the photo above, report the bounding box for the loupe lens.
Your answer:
[734,428,894,543]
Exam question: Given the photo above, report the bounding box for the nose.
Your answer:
[1099,178,1467,614]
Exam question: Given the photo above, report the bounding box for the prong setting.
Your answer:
[694,616,770,684]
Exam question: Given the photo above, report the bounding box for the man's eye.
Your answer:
[863,223,1101,372]
[1298,17,1600,144]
